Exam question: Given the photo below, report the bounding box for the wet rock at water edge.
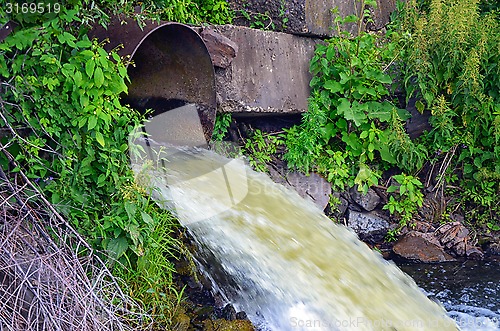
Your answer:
[202,319,255,331]
[285,171,332,210]
[435,221,484,259]
[349,186,381,211]
[466,246,484,260]
[347,210,391,243]
[392,231,456,263]
[477,234,500,257]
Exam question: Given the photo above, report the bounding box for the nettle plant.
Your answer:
[284,0,426,193]
[397,0,500,229]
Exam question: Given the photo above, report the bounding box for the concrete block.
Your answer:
[229,0,397,37]
[215,25,321,114]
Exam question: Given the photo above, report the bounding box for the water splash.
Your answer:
[129,133,458,330]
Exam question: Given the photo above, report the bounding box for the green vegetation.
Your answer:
[243,129,283,173]
[0,0,233,327]
[238,0,288,31]
[212,112,233,141]
[395,0,500,230]
[282,0,499,232]
[284,0,423,195]
[384,174,424,227]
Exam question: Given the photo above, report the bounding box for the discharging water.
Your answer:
[130,130,459,330]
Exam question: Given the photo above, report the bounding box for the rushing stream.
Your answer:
[399,261,500,330]
[129,131,462,329]
[125,105,492,330]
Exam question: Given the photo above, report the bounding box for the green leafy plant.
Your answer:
[384,174,424,227]
[393,0,500,229]
[0,0,235,327]
[284,0,425,193]
[243,129,283,172]
[240,7,275,30]
[0,14,142,250]
[278,0,289,30]
[212,112,233,141]
[193,0,234,24]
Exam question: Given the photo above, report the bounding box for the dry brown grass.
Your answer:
[0,163,150,331]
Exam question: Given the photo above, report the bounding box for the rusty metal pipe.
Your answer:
[90,18,216,143]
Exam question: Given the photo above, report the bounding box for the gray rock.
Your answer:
[393,232,456,263]
[465,246,484,260]
[347,210,390,243]
[267,166,332,210]
[329,191,349,220]
[370,0,398,31]
[286,172,332,210]
[434,221,483,258]
[215,25,321,114]
[349,186,381,211]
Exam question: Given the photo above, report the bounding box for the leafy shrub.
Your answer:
[0,0,234,259]
[0,0,234,326]
[243,129,283,172]
[395,0,499,227]
[0,8,155,256]
[212,112,233,141]
[384,174,424,227]
[284,0,426,193]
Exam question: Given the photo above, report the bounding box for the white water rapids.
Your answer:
[128,105,463,330]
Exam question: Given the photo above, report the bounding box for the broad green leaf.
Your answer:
[400,185,407,195]
[366,101,392,122]
[124,201,137,220]
[397,108,411,121]
[95,131,105,147]
[387,186,398,193]
[78,117,87,128]
[79,50,94,58]
[87,116,98,130]
[107,236,128,259]
[336,118,347,130]
[324,80,344,94]
[323,122,336,140]
[79,94,89,108]
[326,46,336,61]
[141,211,154,227]
[73,71,82,87]
[76,39,92,48]
[336,98,351,116]
[85,59,95,78]
[97,174,107,187]
[344,101,367,127]
[94,67,104,88]
[342,132,363,156]
[378,144,396,163]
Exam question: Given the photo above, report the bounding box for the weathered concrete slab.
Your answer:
[229,0,397,37]
[215,25,321,114]
[200,27,238,69]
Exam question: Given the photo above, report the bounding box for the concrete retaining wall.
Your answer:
[229,0,398,37]
[213,25,321,114]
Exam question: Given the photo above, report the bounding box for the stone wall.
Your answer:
[229,0,398,37]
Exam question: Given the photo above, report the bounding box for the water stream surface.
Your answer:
[130,128,462,330]
[400,260,500,330]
